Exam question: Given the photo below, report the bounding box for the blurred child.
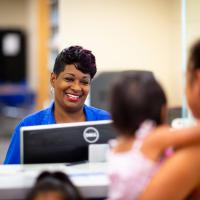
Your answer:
[138,40,200,200]
[26,171,84,200]
[107,71,200,200]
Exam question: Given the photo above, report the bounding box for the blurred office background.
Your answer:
[0,0,199,163]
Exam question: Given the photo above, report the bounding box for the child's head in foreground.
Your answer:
[110,71,167,136]
[26,171,84,200]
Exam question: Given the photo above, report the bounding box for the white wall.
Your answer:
[186,0,200,50]
[59,0,182,107]
[0,0,27,28]
[26,0,38,91]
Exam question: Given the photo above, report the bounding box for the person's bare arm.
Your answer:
[164,121,200,148]
[139,145,200,200]
[146,122,200,154]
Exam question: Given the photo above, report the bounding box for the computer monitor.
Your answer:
[20,120,116,164]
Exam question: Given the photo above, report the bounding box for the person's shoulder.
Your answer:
[85,104,110,115]
[84,105,111,120]
[18,106,52,126]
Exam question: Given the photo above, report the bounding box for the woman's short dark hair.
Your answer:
[110,71,167,135]
[26,171,84,200]
[53,46,96,79]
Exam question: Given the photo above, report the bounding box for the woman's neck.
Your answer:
[54,104,86,123]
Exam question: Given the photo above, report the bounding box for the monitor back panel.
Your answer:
[21,120,116,164]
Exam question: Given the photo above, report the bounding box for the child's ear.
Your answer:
[50,72,57,88]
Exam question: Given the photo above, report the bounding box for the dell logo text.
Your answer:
[83,127,99,143]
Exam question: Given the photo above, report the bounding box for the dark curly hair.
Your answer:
[187,40,200,81]
[110,71,167,136]
[53,46,96,79]
[26,171,84,200]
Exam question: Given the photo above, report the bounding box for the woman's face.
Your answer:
[185,69,200,119]
[51,64,91,112]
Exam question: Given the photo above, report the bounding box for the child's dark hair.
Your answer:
[187,40,200,81]
[53,45,96,79]
[26,171,84,200]
[110,71,167,136]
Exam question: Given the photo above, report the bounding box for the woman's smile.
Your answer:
[64,93,82,102]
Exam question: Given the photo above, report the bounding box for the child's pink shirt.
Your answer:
[107,121,164,200]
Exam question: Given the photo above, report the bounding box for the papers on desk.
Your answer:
[71,172,109,187]
[67,163,109,188]
[0,164,67,175]
[0,165,22,175]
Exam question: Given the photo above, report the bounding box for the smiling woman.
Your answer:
[4,46,111,164]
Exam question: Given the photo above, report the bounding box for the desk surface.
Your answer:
[0,162,109,200]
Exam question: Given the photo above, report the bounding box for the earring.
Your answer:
[50,87,54,96]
